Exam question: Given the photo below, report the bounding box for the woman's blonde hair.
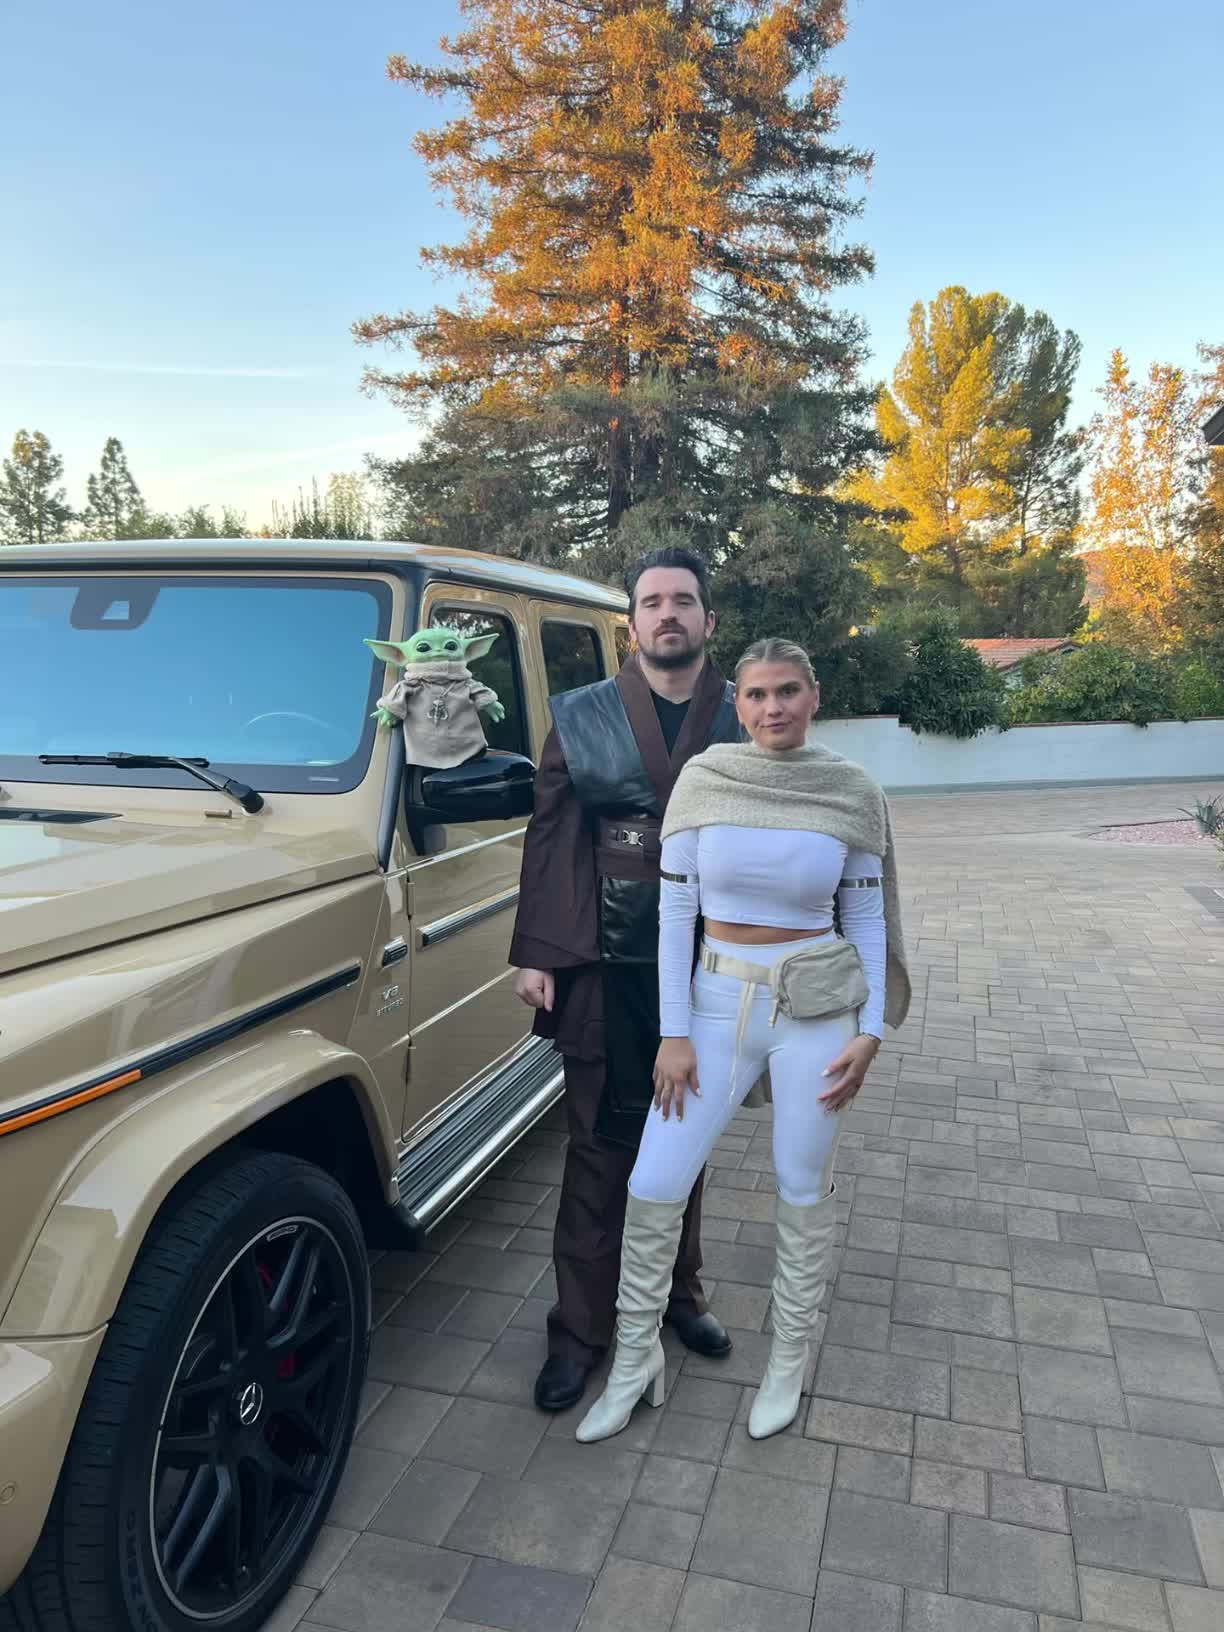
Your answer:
[734,637,818,690]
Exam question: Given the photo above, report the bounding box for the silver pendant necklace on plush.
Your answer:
[427,680,463,725]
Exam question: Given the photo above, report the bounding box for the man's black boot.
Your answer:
[534,1355,591,1411]
[667,1307,732,1357]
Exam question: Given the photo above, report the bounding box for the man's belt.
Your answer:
[597,816,662,859]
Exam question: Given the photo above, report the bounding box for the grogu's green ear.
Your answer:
[365,638,413,664]
[462,630,499,662]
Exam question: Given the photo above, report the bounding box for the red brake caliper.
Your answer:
[255,1259,297,1380]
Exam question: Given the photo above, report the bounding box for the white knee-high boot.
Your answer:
[576,1193,686,1443]
[748,1189,837,1440]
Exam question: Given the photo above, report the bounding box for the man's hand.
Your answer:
[514,967,555,1013]
[653,1038,700,1121]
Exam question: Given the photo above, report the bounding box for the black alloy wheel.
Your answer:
[151,1216,356,1618]
[2,1151,370,1632]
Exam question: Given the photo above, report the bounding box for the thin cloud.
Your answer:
[0,359,312,380]
[168,432,412,480]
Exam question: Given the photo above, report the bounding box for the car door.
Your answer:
[399,585,536,1137]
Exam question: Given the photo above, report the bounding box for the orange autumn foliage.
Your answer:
[355,0,871,527]
[1085,348,1202,651]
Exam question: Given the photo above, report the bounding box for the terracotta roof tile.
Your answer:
[965,638,1077,670]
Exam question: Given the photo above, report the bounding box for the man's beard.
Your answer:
[638,629,706,671]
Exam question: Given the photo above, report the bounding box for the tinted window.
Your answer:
[430,606,527,757]
[542,620,605,696]
[0,574,392,794]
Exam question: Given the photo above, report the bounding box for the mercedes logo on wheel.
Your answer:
[236,1381,265,1426]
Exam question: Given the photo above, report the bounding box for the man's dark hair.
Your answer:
[625,546,712,616]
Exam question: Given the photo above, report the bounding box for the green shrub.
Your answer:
[815,624,913,718]
[1007,643,1175,727]
[1170,658,1224,721]
[894,611,1007,739]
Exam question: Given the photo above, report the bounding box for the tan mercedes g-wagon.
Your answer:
[0,539,627,1632]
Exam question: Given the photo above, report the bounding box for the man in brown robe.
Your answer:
[511,547,741,1411]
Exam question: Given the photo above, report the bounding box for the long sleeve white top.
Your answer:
[658,825,886,1040]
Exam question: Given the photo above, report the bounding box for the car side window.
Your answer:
[541,620,605,697]
[613,621,631,670]
[429,605,528,757]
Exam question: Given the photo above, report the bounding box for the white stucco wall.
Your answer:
[809,715,1224,791]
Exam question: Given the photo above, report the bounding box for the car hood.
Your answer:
[0,812,377,977]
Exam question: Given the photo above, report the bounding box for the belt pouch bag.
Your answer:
[771,938,868,1021]
[702,936,869,1023]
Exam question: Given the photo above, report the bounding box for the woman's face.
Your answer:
[735,661,820,751]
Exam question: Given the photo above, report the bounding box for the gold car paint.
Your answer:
[0,1331,107,1598]
[0,875,382,1325]
[2,1031,392,1340]
[0,813,378,978]
[393,583,533,1137]
[0,541,628,1594]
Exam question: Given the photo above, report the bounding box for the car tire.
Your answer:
[2,1150,370,1632]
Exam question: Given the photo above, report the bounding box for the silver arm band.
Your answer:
[839,876,882,889]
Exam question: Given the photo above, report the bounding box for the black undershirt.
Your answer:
[651,691,690,755]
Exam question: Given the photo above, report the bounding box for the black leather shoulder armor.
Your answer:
[550,679,657,815]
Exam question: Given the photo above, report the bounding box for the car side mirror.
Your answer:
[408,750,536,827]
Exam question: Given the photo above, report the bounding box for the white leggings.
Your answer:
[629,936,855,1207]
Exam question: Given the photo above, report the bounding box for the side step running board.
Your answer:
[386,1039,563,1248]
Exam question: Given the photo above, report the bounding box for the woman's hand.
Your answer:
[817,1033,880,1112]
[653,1038,700,1121]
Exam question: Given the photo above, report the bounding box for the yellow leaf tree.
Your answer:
[1085,349,1200,650]
[1185,342,1224,664]
[849,286,1086,633]
[356,0,879,628]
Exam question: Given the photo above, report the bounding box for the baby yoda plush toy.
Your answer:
[365,626,507,769]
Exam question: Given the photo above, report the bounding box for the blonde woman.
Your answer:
[577,638,910,1444]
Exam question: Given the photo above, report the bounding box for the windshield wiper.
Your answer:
[39,752,265,813]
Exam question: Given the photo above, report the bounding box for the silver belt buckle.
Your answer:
[617,827,644,848]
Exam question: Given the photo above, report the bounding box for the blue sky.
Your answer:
[1,1,1220,524]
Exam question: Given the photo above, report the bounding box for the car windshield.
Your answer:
[0,573,396,795]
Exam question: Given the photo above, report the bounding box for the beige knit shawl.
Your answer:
[663,740,912,1031]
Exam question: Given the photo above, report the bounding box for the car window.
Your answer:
[541,620,605,696]
[0,574,393,794]
[614,622,631,669]
[429,605,527,757]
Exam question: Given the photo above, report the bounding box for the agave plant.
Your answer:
[1179,796,1224,837]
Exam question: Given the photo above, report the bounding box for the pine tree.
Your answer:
[0,429,74,544]
[850,287,1086,635]
[84,436,146,539]
[357,0,878,613]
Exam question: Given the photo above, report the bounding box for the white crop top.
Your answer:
[659,825,887,1040]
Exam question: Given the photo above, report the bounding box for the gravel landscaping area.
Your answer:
[1097,819,1218,846]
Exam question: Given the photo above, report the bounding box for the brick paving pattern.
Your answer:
[293,782,1224,1632]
